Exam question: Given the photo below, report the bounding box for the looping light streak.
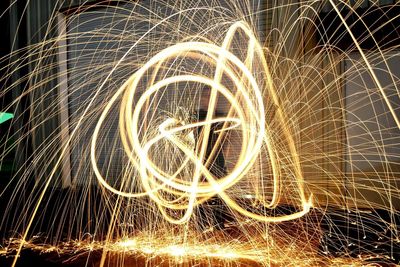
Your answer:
[3,2,400,266]
[91,21,312,224]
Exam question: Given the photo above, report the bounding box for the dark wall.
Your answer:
[318,4,400,51]
[0,1,15,179]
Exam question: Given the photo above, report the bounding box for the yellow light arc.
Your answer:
[91,21,312,224]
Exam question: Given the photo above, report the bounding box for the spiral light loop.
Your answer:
[91,21,312,224]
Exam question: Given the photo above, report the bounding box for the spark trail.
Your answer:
[0,1,400,266]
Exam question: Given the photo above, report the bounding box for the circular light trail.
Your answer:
[91,21,312,224]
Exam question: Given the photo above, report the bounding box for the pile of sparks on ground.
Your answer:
[1,0,400,266]
[1,230,382,267]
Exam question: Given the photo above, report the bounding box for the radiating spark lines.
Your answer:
[1,1,400,266]
[91,21,311,225]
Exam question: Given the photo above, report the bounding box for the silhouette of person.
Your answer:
[194,86,226,231]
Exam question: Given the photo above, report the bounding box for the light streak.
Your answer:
[0,113,13,125]
[91,21,312,225]
[0,1,400,266]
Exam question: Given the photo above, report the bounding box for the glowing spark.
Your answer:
[1,1,400,266]
[91,21,312,224]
